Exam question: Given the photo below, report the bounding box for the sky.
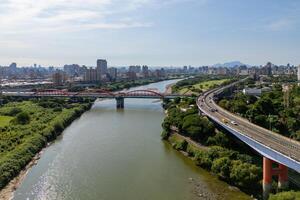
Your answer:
[0,0,300,67]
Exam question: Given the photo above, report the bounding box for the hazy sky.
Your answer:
[1,0,300,67]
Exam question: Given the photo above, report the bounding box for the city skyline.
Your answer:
[1,0,300,66]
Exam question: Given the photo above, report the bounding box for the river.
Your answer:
[13,80,251,200]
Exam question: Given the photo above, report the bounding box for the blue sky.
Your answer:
[0,0,300,67]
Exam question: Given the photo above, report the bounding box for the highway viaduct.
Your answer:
[197,78,300,199]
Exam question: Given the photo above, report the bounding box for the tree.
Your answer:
[8,107,22,116]
[211,157,232,179]
[182,114,214,142]
[173,97,181,104]
[229,160,261,188]
[206,131,229,147]
[15,112,30,125]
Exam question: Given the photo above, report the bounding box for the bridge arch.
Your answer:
[121,89,164,98]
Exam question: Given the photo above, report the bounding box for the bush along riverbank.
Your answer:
[0,97,93,189]
[161,97,263,199]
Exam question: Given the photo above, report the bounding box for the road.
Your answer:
[197,79,300,166]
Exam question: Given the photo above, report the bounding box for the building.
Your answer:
[142,65,149,77]
[260,62,272,76]
[129,65,141,73]
[243,87,271,97]
[63,64,81,77]
[52,70,67,85]
[96,59,108,78]
[108,67,117,80]
[84,67,100,82]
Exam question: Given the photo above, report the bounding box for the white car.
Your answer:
[231,121,238,125]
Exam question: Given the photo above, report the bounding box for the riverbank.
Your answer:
[0,99,93,198]
[167,134,252,200]
[161,97,262,199]
[0,145,47,200]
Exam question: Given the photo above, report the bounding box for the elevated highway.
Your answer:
[197,78,300,198]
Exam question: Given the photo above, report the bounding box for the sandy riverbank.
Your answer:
[0,145,49,200]
[165,83,175,94]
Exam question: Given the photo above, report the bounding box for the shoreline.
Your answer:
[0,144,49,200]
[0,103,92,200]
[165,82,175,94]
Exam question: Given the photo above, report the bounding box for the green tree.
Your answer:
[15,112,30,125]
[229,160,261,188]
[211,157,232,179]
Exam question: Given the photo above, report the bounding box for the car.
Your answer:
[222,118,229,123]
[231,121,238,125]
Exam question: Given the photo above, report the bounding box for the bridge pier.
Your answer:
[263,157,289,199]
[116,97,124,109]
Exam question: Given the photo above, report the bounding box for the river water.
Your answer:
[13,80,250,200]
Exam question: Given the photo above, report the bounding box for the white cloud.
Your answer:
[266,18,295,31]
[0,0,196,34]
[0,0,199,66]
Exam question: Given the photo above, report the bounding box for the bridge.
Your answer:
[1,89,187,108]
[197,78,300,199]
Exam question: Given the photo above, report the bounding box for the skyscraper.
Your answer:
[96,59,108,77]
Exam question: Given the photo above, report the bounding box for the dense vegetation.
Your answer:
[218,83,300,140]
[162,97,262,194]
[269,191,300,200]
[0,98,92,189]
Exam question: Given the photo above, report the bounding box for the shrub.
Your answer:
[211,157,232,179]
[8,107,22,116]
[15,112,30,125]
[229,160,261,188]
[175,140,188,151]
[161,130,170,140]
[268,191,300,200]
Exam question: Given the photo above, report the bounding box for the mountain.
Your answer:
[212,61,250,68]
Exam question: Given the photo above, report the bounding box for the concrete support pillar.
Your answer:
[116,97,124,109]
[263,157,273,200]
[278,164,288,189]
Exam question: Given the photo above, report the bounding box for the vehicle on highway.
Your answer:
[222,118,229,124]
[231,120,238,125]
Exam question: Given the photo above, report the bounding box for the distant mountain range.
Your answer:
[212,61,250,68]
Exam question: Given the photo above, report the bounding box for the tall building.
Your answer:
[96,59,108,76]
[108,67,117,80]
[84,67,100,82]
[142,65,149,77]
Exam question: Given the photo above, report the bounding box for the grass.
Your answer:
[178,79,230,95]
[0,116,13,127]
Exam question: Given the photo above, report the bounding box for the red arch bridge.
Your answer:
[2,89,189,108]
